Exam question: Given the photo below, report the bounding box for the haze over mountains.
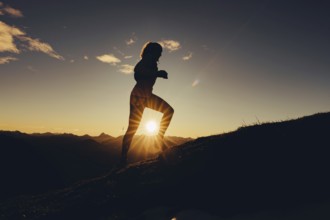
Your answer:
[1,112,330,220]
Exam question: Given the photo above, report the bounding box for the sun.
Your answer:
[145,120,158,135]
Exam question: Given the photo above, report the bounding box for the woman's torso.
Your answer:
[131,59,158,97]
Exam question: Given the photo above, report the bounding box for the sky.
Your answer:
[1,0,330,138]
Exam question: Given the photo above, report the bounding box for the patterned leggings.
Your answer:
[121,94,174,159]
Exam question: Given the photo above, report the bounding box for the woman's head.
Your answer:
[140,42,163,61]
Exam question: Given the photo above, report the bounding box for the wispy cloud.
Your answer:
[126,38,135,46]
[113,46,125,56]
[114,46,133,59]
[1,6,23,18]
[0,56,18,64]
[118,64,134,74]
[192,79,200,87]
[183,52,193,61]
[126,33,137,46]
[0,21,24,53]
[96,54,121,65]
[159,40,181,52]
[18,36,64,60]
[0,3,63,61]
[0,2,23,17]
[0,20,64,61]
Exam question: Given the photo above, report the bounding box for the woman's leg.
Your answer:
[121,100,144,164]
[146,94,174,141]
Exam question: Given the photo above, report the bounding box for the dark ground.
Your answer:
[1,112,330,220]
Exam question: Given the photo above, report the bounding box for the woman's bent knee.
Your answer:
[168,106,174,116]
[170,107,174,114]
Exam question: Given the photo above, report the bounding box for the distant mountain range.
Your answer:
[0,131,192,201]
[1,112,330,220]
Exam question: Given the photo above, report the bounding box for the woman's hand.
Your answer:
[157,70,168,79]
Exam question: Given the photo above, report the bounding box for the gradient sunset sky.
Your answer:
[1,0,330,138]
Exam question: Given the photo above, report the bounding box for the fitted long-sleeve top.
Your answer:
[131,59,158,97]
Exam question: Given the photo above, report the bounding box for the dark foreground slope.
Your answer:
[0,132,116,201]
[0,132,191,201]
[1,112,330,220]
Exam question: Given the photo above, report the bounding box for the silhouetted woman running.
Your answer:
[121,42,174,166]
